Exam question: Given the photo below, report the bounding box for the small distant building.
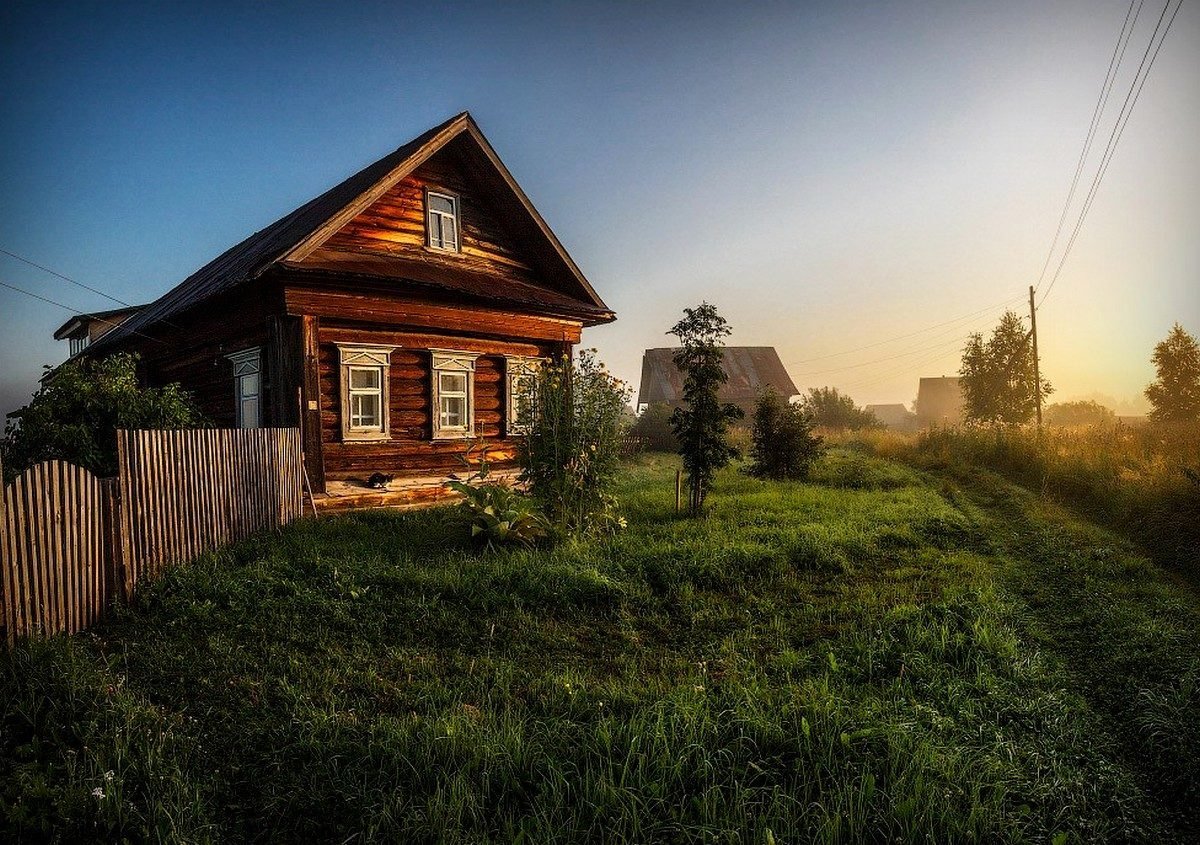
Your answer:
[637,347,798,417]
[866,403,917,432]
[915,376,964,427]
[54,305,143,358]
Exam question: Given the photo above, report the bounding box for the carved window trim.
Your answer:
[226,347,262,430]
[504,356,544,436]
[336,344,397,442]
[430,349,478,440]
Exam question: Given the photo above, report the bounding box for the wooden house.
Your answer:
[637,347,798,417]
[76,112,616,509]
[914,377,964,427]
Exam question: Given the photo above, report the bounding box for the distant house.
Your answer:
[64,112,615,509]
[54,306,143,358]
[915,377,964,427]
[865,403,917,432]
[637,347,798,417]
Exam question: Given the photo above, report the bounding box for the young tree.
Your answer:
[801,387,883,430]
[1144,323,1200,424]
[1,352,207,480]
[959,310,1052,424]
[668,302,742,515]
[749,388,824,480]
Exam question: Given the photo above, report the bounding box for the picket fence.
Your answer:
[0,428,302,646]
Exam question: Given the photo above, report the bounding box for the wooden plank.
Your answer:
[301,315,326,492]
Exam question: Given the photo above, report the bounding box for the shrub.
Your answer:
[519,349,631,540]
[802,387,883,431]
[1,352,207,481]
[1045,400,1116,427]
[748,388,825,480]
[446,472,548,548]
[629,402,678,452]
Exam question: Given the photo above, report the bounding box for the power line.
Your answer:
[789,294,1023,366]
[1038,0,1183,307]
[0,247,137,309]
[0,278,166,345]
[792,315,997,377]
[1032,0,1144,293]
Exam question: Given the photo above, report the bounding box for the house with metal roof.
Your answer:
[637,347,799,417]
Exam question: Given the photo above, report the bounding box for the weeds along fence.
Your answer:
[1,428,302,647]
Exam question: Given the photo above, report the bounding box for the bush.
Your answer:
[2,352,207,481]
[1045,400,1115,427]
[519,349,631,540]
[802,387,883,431]
[629,402,678,452]
[748,388,825,480]
[446,471,548,548]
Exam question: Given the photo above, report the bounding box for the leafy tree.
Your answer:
[668,302,743,515]
[1044,400,1116,427]
[519,349,631,539]
[629,402,678,452]
[748,388,824,480]
[1145,323,1200,424]
[959,310,1052,424]
[2,352,207,481]
[801,387,883,430]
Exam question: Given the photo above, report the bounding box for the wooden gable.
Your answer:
[303,139,545,289]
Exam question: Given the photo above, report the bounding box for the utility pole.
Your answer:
[1028,285,1042,428]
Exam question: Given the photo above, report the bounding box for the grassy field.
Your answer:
[2,450,1198,843]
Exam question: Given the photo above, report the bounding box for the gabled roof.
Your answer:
[53,305,143,339]
[94,112,612,350]
[637,347,799,408]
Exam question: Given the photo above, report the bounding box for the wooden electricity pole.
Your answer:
[1028,285,1042,428]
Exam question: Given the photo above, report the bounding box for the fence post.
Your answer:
[0,454,7,643]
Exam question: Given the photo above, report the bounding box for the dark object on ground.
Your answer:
[366,472,393,489]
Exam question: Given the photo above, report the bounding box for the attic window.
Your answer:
[426,191,460,252]
[69,334,91,356]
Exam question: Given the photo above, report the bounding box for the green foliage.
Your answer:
[1,352,207,480]
[1045,399,1116,427]
[748,387,825,480]
[3,453,1197,842]
[1145,323,1200,424]
[629,402,678,451]
[801,386,883,430]
[959,310,1052,424]
[445,475,548,549]
[519,349,630,540]
[668,302,743,514]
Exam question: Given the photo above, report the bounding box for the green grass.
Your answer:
[2,450,1198,842]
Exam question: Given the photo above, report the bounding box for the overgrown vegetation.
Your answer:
[748,387,824,479]
[1044,398,1116,426]
[668,302,743,514]
[628,401,677,451]
[1,352,207,481]
[518,349,630,540]
[844,421,1200,570]
[2,451,1197,842]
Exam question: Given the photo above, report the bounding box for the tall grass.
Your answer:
[1,452,1197,841]
[839,422,1200,570]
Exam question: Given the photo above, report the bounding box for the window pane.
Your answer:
[429,194,454,214]
[352,393,381,427]
[428,212,442,247]
[240,372,259,398]
[441,395,465,427]
[349,367,380,390]
[443,215,458,249]
[440,372,467,394]
[240,398,259,429]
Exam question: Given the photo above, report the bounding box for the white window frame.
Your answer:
[69,334,90,356]
[425,190,460,252]
[336,344,396,442]
[430,349,479,440]
[227,347,262,430]
[505,356,544,436]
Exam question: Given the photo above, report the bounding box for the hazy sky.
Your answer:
[1,0,1197,418]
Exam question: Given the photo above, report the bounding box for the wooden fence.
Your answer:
[1,428,302,646]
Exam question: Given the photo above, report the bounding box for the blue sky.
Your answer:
[1,0,1196,417]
